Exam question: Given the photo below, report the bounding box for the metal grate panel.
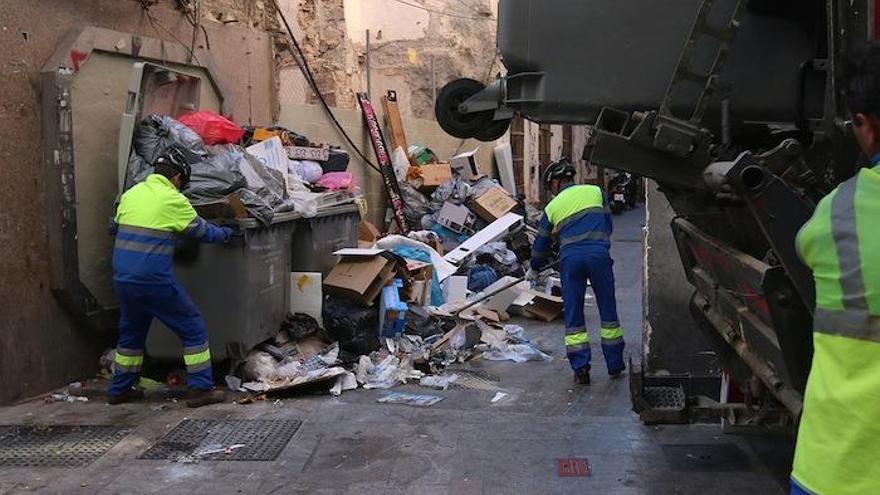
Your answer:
[0,425,130,467]
[140,419,301,461]
[446,367,503,391]
[643,386,686,410]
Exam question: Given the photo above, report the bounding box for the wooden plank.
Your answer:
[381,90,409,155]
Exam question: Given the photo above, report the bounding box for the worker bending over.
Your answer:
[108,149,232,408]
[529,160,625,385]
[790,42,880,495]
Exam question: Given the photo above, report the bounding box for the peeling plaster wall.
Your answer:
[276,0,498,118]
[0,0,276,404]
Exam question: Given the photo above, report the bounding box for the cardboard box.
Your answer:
[418,163,452,190]
[470,187,518,222]
[451,148,483,180]
[324,249,397,305]
[437,202,476,234]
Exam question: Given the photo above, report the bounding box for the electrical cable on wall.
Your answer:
[388,0,495,21]
[139,2,202,65]
[272,0,382,174]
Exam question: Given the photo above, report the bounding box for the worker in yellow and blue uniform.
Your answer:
[790,42,880,495]
[108,148,233,408]
[529,160,625,385]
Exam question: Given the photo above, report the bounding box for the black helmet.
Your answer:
[155,148,192,188]
[543,158,576,189]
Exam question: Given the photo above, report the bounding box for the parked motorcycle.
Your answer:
[608,172,633,214]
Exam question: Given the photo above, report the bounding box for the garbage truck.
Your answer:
[435,0,875,424]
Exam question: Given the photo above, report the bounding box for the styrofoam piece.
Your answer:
[493,143,516,196]
[443,213,524,265]
[444,276,469,304]
[481,276,529,312]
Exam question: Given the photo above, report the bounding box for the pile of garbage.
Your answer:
[124,111,358,225]
[230,140,566,398]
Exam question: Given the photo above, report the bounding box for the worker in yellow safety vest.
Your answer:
[108,148,233,408]
[790,42,880,495]
[529,159,624,385]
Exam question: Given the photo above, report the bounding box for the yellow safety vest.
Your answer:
[792,165,880,495]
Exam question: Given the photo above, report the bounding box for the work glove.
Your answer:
[220,226,235,243]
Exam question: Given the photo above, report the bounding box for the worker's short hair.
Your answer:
[153,162,180,181]
[845,42,880,118]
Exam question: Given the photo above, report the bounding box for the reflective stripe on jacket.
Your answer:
[792,165,880,495]
[531,184,612,270]
[113,174,228,284]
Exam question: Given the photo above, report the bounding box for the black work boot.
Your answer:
[186,389,225,408]
[107,388,145,405]
[608,362,627,378]
[574,366,591,385]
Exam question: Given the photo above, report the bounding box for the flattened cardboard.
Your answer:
[512,290,564,322]
[419,163,453,190]
[358,221,381,245]
[471,187,517,222]
[324,252,396,305]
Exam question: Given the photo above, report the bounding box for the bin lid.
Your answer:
[235,210,302,229]
[117,62,206,192]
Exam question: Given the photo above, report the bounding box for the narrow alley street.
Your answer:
[0,207,793,495]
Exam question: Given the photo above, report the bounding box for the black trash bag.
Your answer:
[322,294,380,356]
[239,151,287,205]
[124,150,153,191]
[321,147,350,173]
[133,114,208,165]
[185,150,249,203]
[404,305,445,339]
[190,145,287,225]
[280,313,322,341]
[399,182,430,226]
[237,188,275,225]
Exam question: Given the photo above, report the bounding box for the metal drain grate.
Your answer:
[643,386,686,410]
[140,419,301,461]
[0,425,130,467]
[556,457,592,477]
[446,367,502,391]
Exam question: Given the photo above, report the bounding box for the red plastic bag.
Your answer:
[178,111,244,145]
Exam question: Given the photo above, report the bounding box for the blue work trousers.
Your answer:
[108,281,213,396]
[559,250,625,373]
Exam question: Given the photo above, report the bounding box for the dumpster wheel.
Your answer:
[436,78,495,139]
